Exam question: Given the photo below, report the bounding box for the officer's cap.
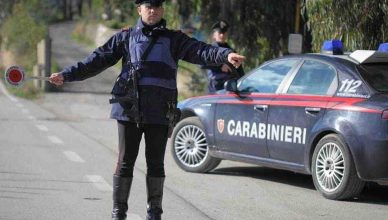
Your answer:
[212,20,229,33]
[135,0,165,7]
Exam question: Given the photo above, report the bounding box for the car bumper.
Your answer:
[350,136,388,181]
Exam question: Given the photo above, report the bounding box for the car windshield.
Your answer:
[358,63,388,92]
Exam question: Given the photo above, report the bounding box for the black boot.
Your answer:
[112,175,132,220]
[146,177,165,220]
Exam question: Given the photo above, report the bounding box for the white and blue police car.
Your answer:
[170,40,388,200]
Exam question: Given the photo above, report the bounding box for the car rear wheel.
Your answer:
[312,134,365,200]
[171,116,221,173]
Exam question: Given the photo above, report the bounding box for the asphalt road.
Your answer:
[0,22,387,220]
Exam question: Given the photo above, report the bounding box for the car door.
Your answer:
[267,59,338,164]
[214,59,302,158]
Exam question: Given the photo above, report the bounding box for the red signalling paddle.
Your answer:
[4,66,50,87]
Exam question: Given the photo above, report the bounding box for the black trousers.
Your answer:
[115,120,169,178]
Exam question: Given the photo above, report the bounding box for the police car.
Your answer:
[170,40,388,200]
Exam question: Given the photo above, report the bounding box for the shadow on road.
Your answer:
[211,166,315,190]
[355,183,388,205]
[210,166,388,204]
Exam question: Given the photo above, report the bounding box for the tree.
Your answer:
[303,0,388,52]
[0,1,20,28]
[1,3,47,66]
[176,0,301,69]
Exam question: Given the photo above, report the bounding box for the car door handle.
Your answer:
[305,107,321,114]
[254,105,268,112]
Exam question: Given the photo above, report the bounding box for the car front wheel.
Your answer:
[170,116,221,173]
[312,134,365,200]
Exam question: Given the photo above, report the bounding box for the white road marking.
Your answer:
[36,124,49,132]
[47,135,64,145]
[85,175,112,192]
[63,151,85,163]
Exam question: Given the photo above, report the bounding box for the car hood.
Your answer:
[177,90,228,109]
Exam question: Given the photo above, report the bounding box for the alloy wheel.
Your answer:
[315,142,345,192]
[174,125,208,167]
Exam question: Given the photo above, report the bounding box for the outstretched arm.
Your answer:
[172,31,245,67]
[49,31,127,86]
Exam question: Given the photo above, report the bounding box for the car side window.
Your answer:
[287,60,337,95]
[238,59,300,93]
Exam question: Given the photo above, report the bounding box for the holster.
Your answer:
[166,101,181,138]
[110,70,142,124]
[111,76,128,96]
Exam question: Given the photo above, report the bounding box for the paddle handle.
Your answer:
[29,76,50,81]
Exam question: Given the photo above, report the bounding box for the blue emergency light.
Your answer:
[321,39,344,55]
[378,43,388,52]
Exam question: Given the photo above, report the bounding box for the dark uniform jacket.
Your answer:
[202,42,244,93]
[60,18,232,125]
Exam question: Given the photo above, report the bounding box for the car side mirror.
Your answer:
[224,79,238,93]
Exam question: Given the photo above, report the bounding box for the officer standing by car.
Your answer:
[202,20,245,93]
[48,0,245,219]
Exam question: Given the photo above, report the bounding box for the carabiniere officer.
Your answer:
[203,20,245,93]
[49,0,245,219]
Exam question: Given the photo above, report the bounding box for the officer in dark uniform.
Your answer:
[202,20,245,93]
[49,1,245,219]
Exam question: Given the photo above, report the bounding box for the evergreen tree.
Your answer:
[303,0,388,52]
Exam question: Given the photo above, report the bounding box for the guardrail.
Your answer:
[33,35,54,91]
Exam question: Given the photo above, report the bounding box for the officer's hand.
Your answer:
[221,64,232,73]
[49,73,64,86]
[227,53,245,68]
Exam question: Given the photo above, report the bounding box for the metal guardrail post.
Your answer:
[43,35,52,92]
[36,35,53,91]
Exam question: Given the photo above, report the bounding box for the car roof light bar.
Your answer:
[321,39,344,55]
[378,43,388,52]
